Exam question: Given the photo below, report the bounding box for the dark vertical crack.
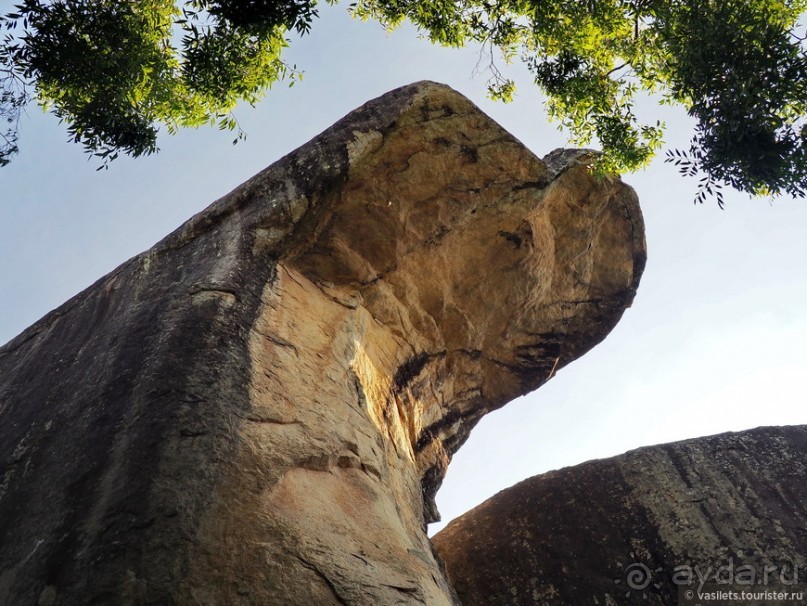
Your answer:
[297,556,349,606]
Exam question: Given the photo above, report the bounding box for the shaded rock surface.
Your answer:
[0,82,645,605]
[433,425,807,606]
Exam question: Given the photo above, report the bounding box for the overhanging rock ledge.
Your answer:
[0,81,645,605]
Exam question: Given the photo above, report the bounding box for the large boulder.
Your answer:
[433,425,807,605]
[0,82,645,605]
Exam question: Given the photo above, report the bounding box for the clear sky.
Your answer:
[1,3,805,534]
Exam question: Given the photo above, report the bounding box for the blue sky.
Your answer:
[2,3,805,532]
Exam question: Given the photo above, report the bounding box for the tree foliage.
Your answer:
[1,0,313,164]
[657,1,807,204]
[1,40,27,166]
[1,0,805,203]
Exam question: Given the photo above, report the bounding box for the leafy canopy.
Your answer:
[1,0,806,203]
[1,0,315,164]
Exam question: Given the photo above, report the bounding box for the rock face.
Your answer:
[0,82,645,605]
[433,425,807,606]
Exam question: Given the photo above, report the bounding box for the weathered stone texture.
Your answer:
[432,425,807,605]
[0,82,645,605]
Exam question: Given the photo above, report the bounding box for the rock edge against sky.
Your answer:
[434,425,807,606]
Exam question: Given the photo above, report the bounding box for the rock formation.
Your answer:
[433,425,807,606]
[0,81,645,605]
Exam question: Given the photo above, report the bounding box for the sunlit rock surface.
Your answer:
[433,425,807,606]
[0,81,645,605]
